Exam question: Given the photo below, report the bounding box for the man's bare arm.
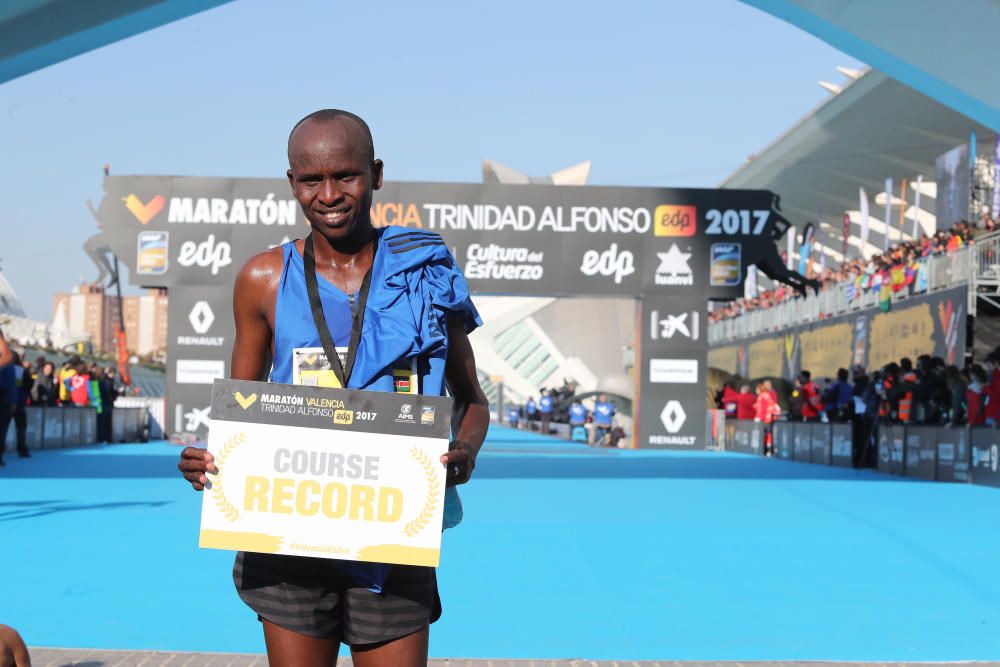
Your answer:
[178,249,281,490]
[230,251,282,381]
[440,316,490,485]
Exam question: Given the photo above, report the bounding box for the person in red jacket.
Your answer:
[65,362,93,407]
[754,383,780,456]
[798,371,825,422]
[736,384,756,420]
[721,381,740,419]
[983,355,1000,426]
[969,365,988,426]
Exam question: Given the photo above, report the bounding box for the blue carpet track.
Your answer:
[2,426,1000,661]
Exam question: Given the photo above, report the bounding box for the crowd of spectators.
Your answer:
[0,331,122,465]
[718,348,1000,465]
[710,221,978,323]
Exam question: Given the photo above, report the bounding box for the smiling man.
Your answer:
[178,109,490,666]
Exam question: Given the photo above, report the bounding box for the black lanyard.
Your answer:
[302,233,376,388]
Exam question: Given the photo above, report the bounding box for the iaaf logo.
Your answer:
[580,243,635,284]
[178,234,232,275]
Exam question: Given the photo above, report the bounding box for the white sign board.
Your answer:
[199,379,452,567]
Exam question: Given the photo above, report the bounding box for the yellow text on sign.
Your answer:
[244,476,404,522]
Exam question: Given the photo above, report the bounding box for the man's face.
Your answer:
[287,118,383,242]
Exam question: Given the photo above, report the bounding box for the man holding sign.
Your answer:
[178,110,489,666]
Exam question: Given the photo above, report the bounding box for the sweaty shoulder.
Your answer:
[235,245,285,298]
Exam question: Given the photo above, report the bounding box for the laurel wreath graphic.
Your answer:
[210,432,246,523]
[402,447,440,538]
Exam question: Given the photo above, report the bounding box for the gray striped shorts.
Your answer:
[233,551,441,646]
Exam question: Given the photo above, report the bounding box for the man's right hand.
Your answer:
[178,447,218,491]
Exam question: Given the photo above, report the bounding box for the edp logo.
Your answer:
[580,243,635,285]
[178,234,233,275]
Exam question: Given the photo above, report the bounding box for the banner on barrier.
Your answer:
[905,426,937,481]
[830,423,852,468]
[810,423,830,465]
[937,427,969,483]
[774,422,793,460]
[970,427,1000,487]
[793,422,811,462]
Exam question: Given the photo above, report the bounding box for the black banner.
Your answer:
[774,421,793,460]
[93,176,794,442]
[904,425,937,481]
[877,424,906,476]
[727,420,762,455]
[830,422,852,468]
[936,427,970,483]
[639,294,707,449]
[810,423,830,465]
[210,379,452,440]
[793,422,811,462]
[970,427,1000,488]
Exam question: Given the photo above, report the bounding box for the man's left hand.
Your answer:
[440,441,476,487]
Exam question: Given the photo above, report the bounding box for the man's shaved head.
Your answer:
[287,109,374,166]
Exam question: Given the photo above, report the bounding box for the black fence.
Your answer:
[725,419,988,487]
[3,406,149,453]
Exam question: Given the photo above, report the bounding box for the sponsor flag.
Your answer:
[898,178,907,239]
[817,223,826,272]
[913,175,923,239]
[787,227,795,270]
[744,264,758,299]
[859,188,870,257]
[798,222,814,276]
[843,213,850,259]
[992,135,1000,219]
[883,178,893,253]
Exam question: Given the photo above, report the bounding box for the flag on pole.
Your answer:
[883,178,893,253]
[992,134,1000,219]
[859,188,870,257]
[898,178,907,239]
[744,264,758,299]
[913,175,923,239]
[798,222,814,276]
[817,222,826,271]
[787,227,795,270]
[842,213,851,259]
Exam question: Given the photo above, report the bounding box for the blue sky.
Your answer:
[0,0,860,320]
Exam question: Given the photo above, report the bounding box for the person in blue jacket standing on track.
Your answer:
[539,390,554,435]
[592,394,615,446]
[525,396,537,430]
[568,399,587,442]
[179,109,489,667]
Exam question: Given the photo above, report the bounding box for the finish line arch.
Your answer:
[91,175,804,448]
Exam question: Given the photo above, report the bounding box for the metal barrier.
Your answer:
[723,419,1000,489]
[709,249,972,344]
[3,406,149,453]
